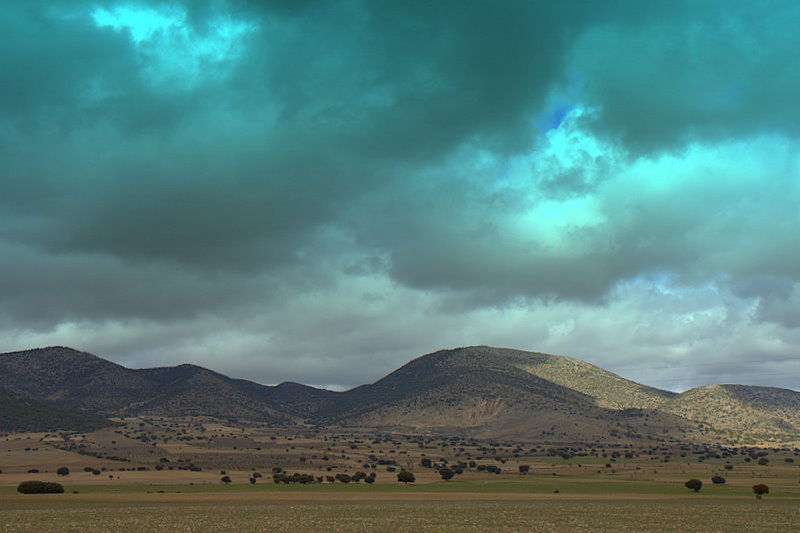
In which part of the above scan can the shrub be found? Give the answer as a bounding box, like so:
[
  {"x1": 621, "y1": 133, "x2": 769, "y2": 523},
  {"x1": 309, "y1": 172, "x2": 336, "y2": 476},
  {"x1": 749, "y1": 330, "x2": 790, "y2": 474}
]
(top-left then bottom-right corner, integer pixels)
[
  {"x1": 753, "y1": 484, "x2": 769, "y2": 499},
  {"x1": 18, "y1": 481, "x2": 64, "y2": 494},
  {"x1": 685, "y1": 479, "x2": 703, "y2": 492},
  {"x1": 397, "y1": 471, "x2": 415, "y2": 484}
]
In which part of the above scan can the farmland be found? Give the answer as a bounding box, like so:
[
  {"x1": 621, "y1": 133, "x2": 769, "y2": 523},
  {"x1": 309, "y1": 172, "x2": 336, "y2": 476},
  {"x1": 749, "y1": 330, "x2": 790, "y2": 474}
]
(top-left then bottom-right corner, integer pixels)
[
  {"x1": 1, "y1": 417, "x2": 799, "y2": 531},
  {"x1": 1, "y1": 490, "x2": 798, "y2": 532}
]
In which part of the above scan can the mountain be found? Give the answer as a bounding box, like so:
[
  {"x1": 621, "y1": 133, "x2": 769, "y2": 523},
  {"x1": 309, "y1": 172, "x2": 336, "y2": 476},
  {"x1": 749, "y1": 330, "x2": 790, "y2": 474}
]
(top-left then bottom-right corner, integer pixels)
[
  {"x1": 663, "y1": 384, "x2": 800, "y2": 441},
  {"x1": 2, "y1": 345, "x2": 799, "y2": 444},
  {"x1": 0, "y1": 347, "x2": 290, "y2": 423},
  {"x1": 0, "y1": 386, "x2": 112, "y2": 432},
  {"x1": 315, "y1": 346, "x2": 686, "y2": 441}
]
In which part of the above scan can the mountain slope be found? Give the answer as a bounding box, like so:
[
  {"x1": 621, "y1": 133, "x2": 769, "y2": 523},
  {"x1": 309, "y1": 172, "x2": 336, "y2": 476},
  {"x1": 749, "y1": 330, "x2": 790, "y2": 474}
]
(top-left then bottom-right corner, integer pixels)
[
  {"x1": 317, "y1": 346, "x2": 683, "y2": 441},
  {"x1": 2, "y1": 345, "x2": 798, "y2": 444},
  {"x1": 0, "y1": 386, "x2": 112, "y2": 432},
  {"x1": 663, "y1": 384, "x2": 800, "y2": 440},
  {"x1": 0, "y1": 347, "x2": 293, "y2": 423}
]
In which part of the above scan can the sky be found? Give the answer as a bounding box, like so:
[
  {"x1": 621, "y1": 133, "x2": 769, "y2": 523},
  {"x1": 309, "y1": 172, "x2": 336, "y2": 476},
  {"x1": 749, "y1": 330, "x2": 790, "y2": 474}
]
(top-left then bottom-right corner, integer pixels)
[{"x1": 2, "y1": 0, "x2": 800, "y2": 392}]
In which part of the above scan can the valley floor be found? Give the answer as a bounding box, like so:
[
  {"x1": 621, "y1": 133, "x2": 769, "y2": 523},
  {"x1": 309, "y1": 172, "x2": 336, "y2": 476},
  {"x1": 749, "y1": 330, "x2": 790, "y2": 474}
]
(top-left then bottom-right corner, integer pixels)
[{"x1": 1, "y1": 489, "x2": 798, "y2": 532}]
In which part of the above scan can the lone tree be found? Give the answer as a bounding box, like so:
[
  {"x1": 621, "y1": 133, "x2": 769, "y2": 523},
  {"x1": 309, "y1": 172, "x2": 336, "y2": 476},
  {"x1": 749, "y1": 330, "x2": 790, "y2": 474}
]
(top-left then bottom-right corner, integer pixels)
[
  {"x1": 753, "y1": 484, "x2": 769, "y2": 499},
  {"x1": 220, "y1": 475, "x2": 232, "y2": 484},
  {"x1": 439, "y1": 467, "x2": 454, "y2": 481},
  {"x1": 685, "y1": 479, "x2": 703, "y2": 492},
  {"x1": 518, "y1": 465, "x2": 530, "y2": 474},
  {"x1": 397, "y1": 471, "x2": 415, "y2": 484}
]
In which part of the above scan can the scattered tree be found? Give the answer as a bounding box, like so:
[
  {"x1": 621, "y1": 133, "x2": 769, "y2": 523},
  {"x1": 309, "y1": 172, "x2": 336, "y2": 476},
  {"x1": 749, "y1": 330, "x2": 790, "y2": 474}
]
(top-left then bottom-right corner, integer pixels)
[
  {"x1": 685, "y1": 479, "x2": 703, "y2": 492},
  {"x1": 753, "y1": 484, "x2": 769, "y2": 499},
  {"x1": 439, "y1": 467, "x2": 455, "y2": 481},
  {"x1": 397, "y1": 470, "x2": 415, "y2": 484}
]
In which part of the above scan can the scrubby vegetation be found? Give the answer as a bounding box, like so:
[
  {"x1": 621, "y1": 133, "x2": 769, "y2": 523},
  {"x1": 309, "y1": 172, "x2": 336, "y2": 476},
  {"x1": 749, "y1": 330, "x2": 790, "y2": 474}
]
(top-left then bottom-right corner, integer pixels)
[{"x1": 17, "y1": 481, "x2": 64, "y2": 494}]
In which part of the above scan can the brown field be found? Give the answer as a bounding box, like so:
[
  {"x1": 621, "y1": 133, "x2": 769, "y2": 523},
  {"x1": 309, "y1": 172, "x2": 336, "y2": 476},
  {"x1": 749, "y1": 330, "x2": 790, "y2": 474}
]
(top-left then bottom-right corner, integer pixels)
[
  {"x1": 2, "y1": 418, "x2": 799, "y2": 531},
  {"x1": 1, "y1": 491, "x2": 798, "y2": 532}
]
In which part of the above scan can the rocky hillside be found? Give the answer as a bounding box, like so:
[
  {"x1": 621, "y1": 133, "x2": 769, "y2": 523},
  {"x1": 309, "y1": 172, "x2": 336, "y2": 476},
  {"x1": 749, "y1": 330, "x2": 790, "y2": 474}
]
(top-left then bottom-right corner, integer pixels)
[
  {"x1": 0, "y1": 386, "x2": 112, "y2": 432},
  {"x1": 664, "y1": 384, "x2": 800, "y2": 442},
  {"x1": 317, "y1": 347, "x2": 686, "y2": 442},
  {"x1": 0, "y1": 347, "x2": 290, "y2": 423},
  {"x1": 2, "y1": 345, "x2": 798, "y2": 444}
]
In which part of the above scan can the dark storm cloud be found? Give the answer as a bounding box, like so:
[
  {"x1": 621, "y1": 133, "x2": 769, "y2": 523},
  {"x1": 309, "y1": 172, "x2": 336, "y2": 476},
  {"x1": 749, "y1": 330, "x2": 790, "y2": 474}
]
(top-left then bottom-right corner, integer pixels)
[
  {"x1": 569, "y1": 0, "x2": 800, "y2": 152},
  {"x1": 2, "y1": 0, "x2": 799, "y2": 388}
]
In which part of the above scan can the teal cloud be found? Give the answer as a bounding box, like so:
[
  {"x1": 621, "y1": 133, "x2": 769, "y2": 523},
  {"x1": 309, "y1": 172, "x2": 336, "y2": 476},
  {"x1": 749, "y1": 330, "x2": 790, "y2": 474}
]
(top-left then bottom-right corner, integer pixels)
[{"x1": 1, "y1": 0, "x2": 799, "y2": 388}]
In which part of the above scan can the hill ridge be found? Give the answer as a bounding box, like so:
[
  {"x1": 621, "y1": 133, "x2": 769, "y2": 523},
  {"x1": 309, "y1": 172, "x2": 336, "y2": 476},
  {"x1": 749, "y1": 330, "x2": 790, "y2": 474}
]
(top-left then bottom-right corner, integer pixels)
[{"x1": 1, "y1": 345, "x2": 798, "y2": 444}]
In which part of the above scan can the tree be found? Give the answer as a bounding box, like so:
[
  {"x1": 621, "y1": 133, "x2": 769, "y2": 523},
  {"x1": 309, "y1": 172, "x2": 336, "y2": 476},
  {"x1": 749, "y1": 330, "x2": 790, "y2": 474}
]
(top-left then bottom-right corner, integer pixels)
[
  {"x1": 439, "y1": 467, "x2": 455, "y2": 481},
  {"x1": 420, "y1": 457, "x2": 432, "y2": 468},
  {"x1": 685, "y1": 479, "x2": 703, "y2": 492},
  {"x1": 397, "y1": 471, "x2": 415, "y2": 484},
  {"x1": 753, "y1": 484, "x2": 769, "y2": 499},
  {"x1": 56, "y1": 467, "x2": 70, "y2": 476},
  {"x1": 220, "y1": 475, "x2": 232, "y2": 484},
  {"x1": 518, "y1": 465, "x2": 530, "y2": 474},
  {"x1": 711, "y1": 476, "x2": 726, "y2": 484}
]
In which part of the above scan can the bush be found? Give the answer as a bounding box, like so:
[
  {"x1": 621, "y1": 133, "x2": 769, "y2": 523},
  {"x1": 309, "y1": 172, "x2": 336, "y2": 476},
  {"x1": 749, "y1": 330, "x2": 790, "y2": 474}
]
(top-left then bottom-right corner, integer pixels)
[
  {"x1": 18, "y1": 481, "x2": 64, "y2": 494},
  {"x1": 397, "y1": 471, "x2": 415, "y2": 484},
  {"x1": 753, "y1": 484, "x2": 769, "y2": 499},
  {"x1": 685, "y1": 479, "x2": 703, "y2": 492}
]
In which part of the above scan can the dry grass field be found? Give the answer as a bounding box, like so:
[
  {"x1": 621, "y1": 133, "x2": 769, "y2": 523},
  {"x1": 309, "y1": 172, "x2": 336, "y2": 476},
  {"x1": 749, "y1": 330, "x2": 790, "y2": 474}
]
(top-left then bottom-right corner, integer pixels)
[
  {"x1": 0, "y1": 491, "x2": 798, "y2": 532},
  {"x1": 2, "y1": 418, "x2": 799, "y2": 531}
]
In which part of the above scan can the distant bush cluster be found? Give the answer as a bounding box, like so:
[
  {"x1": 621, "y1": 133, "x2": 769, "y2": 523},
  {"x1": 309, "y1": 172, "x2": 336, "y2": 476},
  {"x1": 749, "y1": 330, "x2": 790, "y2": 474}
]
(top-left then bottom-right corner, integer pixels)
[{"x1": 17, "y1": 481, "x2": 64, "y2": 494}]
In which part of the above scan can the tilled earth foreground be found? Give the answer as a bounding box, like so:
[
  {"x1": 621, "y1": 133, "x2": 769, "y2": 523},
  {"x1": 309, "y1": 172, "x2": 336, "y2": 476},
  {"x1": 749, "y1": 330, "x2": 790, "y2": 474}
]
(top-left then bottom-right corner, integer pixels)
[{"x1": 1, "y1": 492, "x2": 798, "y2": 532}]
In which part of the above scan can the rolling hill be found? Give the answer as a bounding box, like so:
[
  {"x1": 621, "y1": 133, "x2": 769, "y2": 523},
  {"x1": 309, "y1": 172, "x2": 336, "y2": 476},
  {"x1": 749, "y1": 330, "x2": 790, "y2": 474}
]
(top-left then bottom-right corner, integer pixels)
[{"x1": 1, "y1": 345, "x2": 798, "y2": 444}]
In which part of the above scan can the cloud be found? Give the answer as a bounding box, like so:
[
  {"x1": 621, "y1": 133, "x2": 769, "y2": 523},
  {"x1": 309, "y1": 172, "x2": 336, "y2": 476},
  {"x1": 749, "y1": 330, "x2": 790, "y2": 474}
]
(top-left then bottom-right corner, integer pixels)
[{"x1": 1, "y1": 0, "x2": 799, "y2": 390}]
